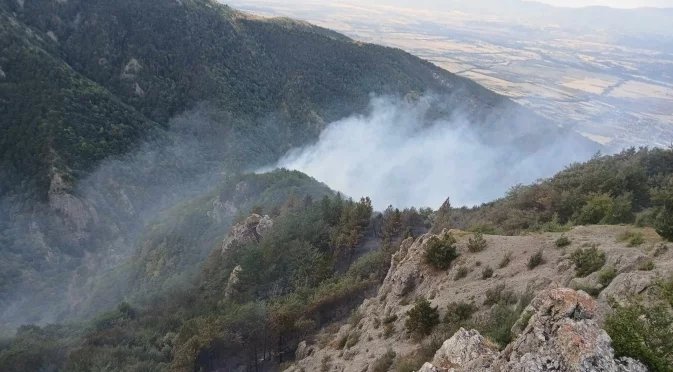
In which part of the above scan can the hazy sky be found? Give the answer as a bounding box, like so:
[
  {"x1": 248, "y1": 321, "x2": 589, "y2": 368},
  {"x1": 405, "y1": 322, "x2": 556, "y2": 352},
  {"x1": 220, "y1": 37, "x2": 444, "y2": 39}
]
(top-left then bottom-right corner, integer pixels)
[{"x1": 531, "y1": 0, "x2": 673, "y2": 7}]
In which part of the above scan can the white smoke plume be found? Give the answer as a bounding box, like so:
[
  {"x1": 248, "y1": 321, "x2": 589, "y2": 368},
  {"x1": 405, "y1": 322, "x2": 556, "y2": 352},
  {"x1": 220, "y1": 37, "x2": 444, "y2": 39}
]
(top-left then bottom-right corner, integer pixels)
[{"x1": 275, "y1": 96, "x2": 596, "y2": 210}]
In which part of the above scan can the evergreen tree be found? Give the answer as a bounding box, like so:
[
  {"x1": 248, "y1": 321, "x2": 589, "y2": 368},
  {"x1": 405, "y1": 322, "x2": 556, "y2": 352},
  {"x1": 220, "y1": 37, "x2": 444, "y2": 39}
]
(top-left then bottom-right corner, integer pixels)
[
  {"x1": 656, "y1": 189, "x2": 673, "y2": 241},
  {"x1": 406, "y1": 298, "x2": 439, "y2": 336},
  {"x1": 431, "y1": 197, "x2": 452, "y2": 234}
]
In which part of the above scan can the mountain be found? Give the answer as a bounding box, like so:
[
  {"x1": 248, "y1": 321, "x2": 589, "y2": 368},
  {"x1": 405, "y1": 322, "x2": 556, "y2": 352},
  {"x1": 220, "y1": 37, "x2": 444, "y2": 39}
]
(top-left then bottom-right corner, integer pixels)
[
  {"x1": 1, "y1": 147, "x2": 672, "y2": 372},
  {"x1": 0, "y1": 0, "x2": 598, "y2": 327}
]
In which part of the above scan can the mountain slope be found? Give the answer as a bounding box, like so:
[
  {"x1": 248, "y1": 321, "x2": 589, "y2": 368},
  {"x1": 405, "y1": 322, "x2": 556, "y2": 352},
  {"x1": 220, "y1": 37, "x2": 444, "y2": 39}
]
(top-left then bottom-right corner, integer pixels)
[
  {"x1": 0, "y1": 0, "x2": 598, "y2": 329},
  {"x1": 1, "y1": 0, "x2": 587, "y2": 197}
]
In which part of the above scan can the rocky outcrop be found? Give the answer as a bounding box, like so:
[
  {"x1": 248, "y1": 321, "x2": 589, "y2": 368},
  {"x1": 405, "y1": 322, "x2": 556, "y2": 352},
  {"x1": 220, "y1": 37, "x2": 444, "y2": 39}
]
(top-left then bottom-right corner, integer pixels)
[
  {"x1": 431, "y1": 328, "x2": 498, "y2": 370},
  {"x1": 599, "y1": 271, "x2": 655, "y2": 307},
  {"x1": 221, "y1": 214, "x2": 273, "y2": 255},
  {"x1": 422, "y1": 288, "x2": 648, "y2": 372},
  {"x1": 224, "y1": 265, "x2": 243, "y2": 300},
  {"x1": 284, "y1": 226, "x2": 667, "y2": 372}
]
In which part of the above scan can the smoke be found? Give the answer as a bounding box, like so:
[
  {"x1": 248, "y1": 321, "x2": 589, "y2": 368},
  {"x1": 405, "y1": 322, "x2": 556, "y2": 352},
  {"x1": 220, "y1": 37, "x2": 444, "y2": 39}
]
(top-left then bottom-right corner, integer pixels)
[{"x1": 275, "y1": 96, "x2": 597, "y2": 210}]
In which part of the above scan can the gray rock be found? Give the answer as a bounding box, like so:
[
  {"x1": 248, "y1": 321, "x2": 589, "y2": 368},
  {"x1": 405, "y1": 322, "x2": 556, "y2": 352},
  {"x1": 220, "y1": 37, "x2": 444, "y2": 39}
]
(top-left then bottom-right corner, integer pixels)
[
  {"x1": 224, "y1": 265, "x2": 242, "y2": 299},
  {"x1": 221, "y1": 214, "x2": 273, "y2": 255},
  {"x1": 599, "y1": 271, "x2": 655, "y2": 306},
  {"x1": 421, "y1": 288, "x2": 649, "y2": 372},
  {"x1": 431, "y1": 328, "x2": 497, "y2": 369},
  {"x1": 295, "y1": 340, "x2": 314, "y2": 361}
]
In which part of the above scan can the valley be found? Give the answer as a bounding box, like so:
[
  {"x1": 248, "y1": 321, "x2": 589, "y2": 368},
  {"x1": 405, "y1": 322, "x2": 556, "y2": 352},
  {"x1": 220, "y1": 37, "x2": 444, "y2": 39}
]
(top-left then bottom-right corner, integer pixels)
[{"x1": 228, "y1": 0, "x2": 673, "y2": 149}]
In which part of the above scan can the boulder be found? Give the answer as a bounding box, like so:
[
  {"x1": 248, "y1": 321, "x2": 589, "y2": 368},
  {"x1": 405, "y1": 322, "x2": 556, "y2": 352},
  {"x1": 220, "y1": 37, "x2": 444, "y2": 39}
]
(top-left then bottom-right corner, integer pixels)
[{"x1": 599, "y1": 271, "x2": 655, "y2": 307}]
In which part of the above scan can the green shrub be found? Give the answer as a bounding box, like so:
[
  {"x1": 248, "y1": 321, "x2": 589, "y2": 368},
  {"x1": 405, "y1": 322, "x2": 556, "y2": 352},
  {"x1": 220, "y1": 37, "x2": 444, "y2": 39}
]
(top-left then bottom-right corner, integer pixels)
[
  {"x1": 538, "y1": 214, "x2": 572, "y2": 232},
  {"x1": 575, "y1": 193, "x2": 633, "y2": 225},
  {"x1": 484, "y1": 284, "x2": 517, "y2": 306},
  {"x1": 482, "y1": 266, "x2": 494, "y2": 280},
  {"x1": 638, "y1": 259, "x2": 655, "y2": 271},
  {"x1": 405, "y1": 298, "x2": 440, "y2": 337},
  {"x1": 555, "y1": 234, "x2": 571, "y2": 248},
  {"x1": 424, "y1": 235, "x2": 459, "y2": 270},
  {"x1": 606, "y1": 301, "x2": 673, "y2": 372},
  {"x1": 597, "y1": 267, "x2": 617, "y2": 287},
  {"x1": 453, "y1": 266, "x2": 469, "y2": 281},
  {"x1": 655, "y1": 192, "x2": 673, "y2": 242},
  {"x1": 383, "y1": 323, "x2": 395, "y2": 339},
  {"x1": 444, "y1": 302, "x2": 478, "y2": 324},
  {"x1": 468, "y1": 232, "x2": 487, "y2": 253},
  {"x1": 498, "y1": 252, "x2": 512, "y2": 268},
  {"x1": 635, "y1": 209, "x2": 657, "y2": 228},
  {"x1": 617, "y1": 231, "x2": 645, "y2": 247},
  {"x1": 371, "y1": 349, "x2": 396, "y2": 372},
  {"x1": 569, "y1": 246, "x2": 606, "y2": 277},
  {"x1": 383, "y1": 314, "x2": 398, "y2": 325},
  {"x1": 468, "y1": 223, "x2": 504, "y2": 236},
  {"x1": 527, "y1": 250, "x2": 546, "y2": 270}
]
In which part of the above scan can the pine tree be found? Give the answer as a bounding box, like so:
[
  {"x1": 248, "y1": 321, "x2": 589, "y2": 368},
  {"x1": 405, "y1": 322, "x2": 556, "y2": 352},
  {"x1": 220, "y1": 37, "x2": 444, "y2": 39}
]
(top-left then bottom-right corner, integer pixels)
[
  {"x1": 431, "y1": 197, "x2": 452, "y2": 234},
  {"x1": 406, "y1": 298, "x2": 439, "y2": 336},
  {"x1": 656, "y1": 191, "x2": 673, "y2": 241}
]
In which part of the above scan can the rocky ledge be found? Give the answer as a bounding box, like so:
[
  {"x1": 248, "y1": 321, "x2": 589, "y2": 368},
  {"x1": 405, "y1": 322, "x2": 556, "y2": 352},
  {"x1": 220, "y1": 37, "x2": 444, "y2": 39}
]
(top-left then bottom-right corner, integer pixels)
[{"x1": 420, "y1": 288, "x2": 647, "y2": 372}]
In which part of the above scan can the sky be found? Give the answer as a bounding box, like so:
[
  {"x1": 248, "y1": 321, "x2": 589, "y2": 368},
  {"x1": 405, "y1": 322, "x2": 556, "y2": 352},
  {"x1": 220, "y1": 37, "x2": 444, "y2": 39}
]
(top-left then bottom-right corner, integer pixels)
[{"x1": 531, "y1": 0, "x2": 673, "y2": 7}]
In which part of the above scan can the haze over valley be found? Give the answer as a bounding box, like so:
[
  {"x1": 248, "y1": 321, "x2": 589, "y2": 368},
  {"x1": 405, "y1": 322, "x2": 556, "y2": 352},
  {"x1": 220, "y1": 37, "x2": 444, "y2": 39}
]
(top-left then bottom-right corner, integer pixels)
[{"x1": 229, "y1": 0, "x2": 673, "y2": 149}]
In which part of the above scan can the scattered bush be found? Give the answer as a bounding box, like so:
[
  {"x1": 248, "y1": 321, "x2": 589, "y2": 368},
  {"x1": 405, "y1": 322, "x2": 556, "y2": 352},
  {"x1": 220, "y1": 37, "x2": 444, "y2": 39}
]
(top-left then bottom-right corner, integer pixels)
[
  {"x1": 498, "y1": 252, "x2": 512, "y2": 268},
  {"x1": 555, "y1": 234, "x2": 571, "y2": 248},
  {"x1": 371, "y1": 349, "x2": 396, "y2": 372},
  {"x1": 653, "y1": 244, "x2": 669, "y2": 257},
  {"x1": 475, "y1": 261, "x2": 482, "y2": 267},
  {"x1": 444, "y1": 302, "x2": 478, "y2": 324},
  {"x1": 484, "y1": 284, "x2": 518, "y2": 306},
  {"x1": 575, "y1": 193, "x2": 633, "y2": 225},
  {"x1": 478, "y1": 286, "x2": 534, "y2": 348},
  {"x1": 655, "y1": 192, "x2": 673, "y2": 242},
  {"x1": 638, "y1": 259, "x2": 655, "y2": 271},
  {"x1": 527, "y1": 250, "x2": 546, "y2": 270},
  {"x1": 383, "y1": 323, "x2": 395, "y2": 339},
  {"x1": 606, "y1": 301, "x2": 673, "y2": 372},
  {"x1": 569, "y1": 246, "x2": 605, "y2": 277},
  {"x1": 537, "y1": 214, "x2": 572, "y2": 232},
  {"x1": 405, "y1": 298, "x2": 440, "y2": 337},
  {"x1": 453, "y1": 266, "x2": 469, "y2": 281},
  {"x1": 597, "y1": 267, "x2": 617, "y2": 287},
  {"x1": 383, "y1": 314, "x2": 398, "y2": 325},
  {"x1": 468, "y1": 232, "x2": 488, "y2": 253},
  {"x1": 482, "y1": 266, "x2": 494, "y2": 280},
  {"x1": 424, "y1": 235, "x2": 459, "y2": 270},
  {"x1": 635, "y1": 209, "x2": 657, "y2": 228},
  {"x1": 617, "y1": 231, "x2": 645, "y2": 247},
  {"x1": 468, "y1": 223, "x2": 504, "y2": 236}
]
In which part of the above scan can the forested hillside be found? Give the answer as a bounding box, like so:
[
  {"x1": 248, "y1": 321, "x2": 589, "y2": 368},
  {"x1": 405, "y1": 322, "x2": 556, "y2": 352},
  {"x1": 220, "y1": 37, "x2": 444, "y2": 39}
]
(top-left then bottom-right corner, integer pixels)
[
  {"x1": 1, "y1": 147, "x2": 672, "y2": 372},
  {"x1": 452, "y1": 147, "x2": 673, "y2": 237},
  {"x1": 0, "y1": 0, "x2": 596, "y2": 326}
]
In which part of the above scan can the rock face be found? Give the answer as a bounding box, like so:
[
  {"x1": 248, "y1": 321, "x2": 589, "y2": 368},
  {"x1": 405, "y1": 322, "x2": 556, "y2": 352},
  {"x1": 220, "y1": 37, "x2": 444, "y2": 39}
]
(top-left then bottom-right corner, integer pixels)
[
  {"x1": 422, "y1": 288, "x2": 648, "y2": 372},
  {"x1": 284, "y1": 226, "x2": 668, "y2": 372},
  {"x1": 221, "y1": 214, "x2": 273, "y2": 255}
]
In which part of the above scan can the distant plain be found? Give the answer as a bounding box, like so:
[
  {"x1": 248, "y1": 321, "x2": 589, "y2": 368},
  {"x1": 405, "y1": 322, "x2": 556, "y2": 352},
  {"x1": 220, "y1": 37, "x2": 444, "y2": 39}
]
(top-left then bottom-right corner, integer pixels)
[{"x1": 229, "y1": 0, "x2": 673, "y2": 149}]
